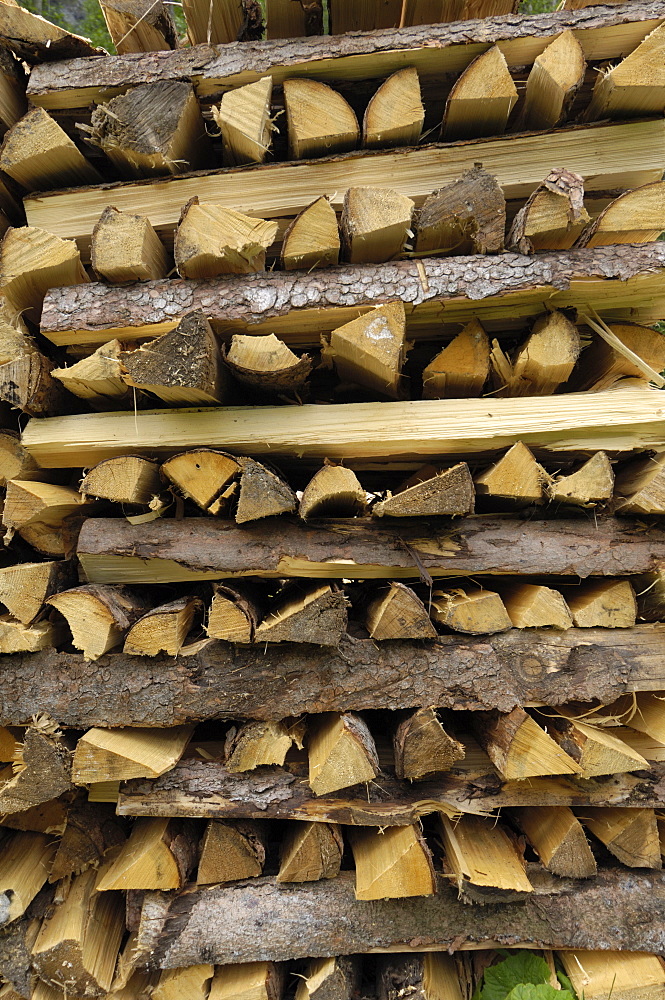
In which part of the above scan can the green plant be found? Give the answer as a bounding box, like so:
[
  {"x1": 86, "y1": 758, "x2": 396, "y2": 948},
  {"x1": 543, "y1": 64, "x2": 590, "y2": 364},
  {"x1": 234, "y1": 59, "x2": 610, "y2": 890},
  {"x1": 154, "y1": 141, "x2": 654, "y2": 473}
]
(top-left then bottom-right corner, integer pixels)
[
  {"x1": 519, "y1": 0, "x2": 559, "y2": 12},
  {"x1": 473, "y1": 952, "x2": 577, "y2": 1000},
  {"x1": 19, "y1": 0, "x2": 114, "y2": 49}
]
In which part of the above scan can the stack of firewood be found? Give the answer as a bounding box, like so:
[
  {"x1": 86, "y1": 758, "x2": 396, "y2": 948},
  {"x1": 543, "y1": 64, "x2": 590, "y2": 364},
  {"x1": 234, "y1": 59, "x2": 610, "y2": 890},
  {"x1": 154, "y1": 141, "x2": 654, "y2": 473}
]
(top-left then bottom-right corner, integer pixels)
[{"x1": 0, "y1": 0, "x2": 664, "y2": 996}]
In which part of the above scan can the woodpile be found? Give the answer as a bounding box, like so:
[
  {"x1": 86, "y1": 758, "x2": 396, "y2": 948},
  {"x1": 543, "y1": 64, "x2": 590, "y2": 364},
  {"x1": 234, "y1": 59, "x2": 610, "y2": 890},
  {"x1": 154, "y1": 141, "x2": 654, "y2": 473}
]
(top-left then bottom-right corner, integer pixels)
[{"x1": 1, "y1": 1, "x2": 665, "y2": 996}]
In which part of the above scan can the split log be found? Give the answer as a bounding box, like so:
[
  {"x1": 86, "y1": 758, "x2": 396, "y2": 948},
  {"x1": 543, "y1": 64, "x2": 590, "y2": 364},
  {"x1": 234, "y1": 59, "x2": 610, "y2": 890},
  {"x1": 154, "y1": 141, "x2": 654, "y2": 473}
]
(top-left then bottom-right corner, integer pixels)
[
  {"x1": 578, "y1": 807, "x2": 662, "y2": 868},
  {"x1": 296, "y1": 956, "x2": 359, "y2": 1000},
  {"x1": 349, "y1": 824, "x2": 436, "y2": 900},
  {"x1": 47, "y1": 585, "x2": 149, "y2": 660},
  {"x1": 414, "y1": 168, "x2": 505, "y2": 256},
  {"x1": 281, "y1": 196, "x2": 340, "y2": 271},
  {"x1": 197, "y1": 819, "x2": 265, "y2": 885},
  {"x1": 0, "y1": 318, "x2": 35, "y2": 365},
  {"x1": 80, "y1": 456, "x2": 161, "y2": 505},
  {"x1": 96, "y1": 817, "x2": 196, "y2": 890},
  {"x1": 490, "y1": 310, "x2": 581, "y2": 397},
  {"x1": 573, "y1": 321, "x2": 665, "y2": 393},
  {"x1": 308, "y1": 712, "x2": 379, "y2": 795},
  {"x1": 615, "y1": 452, "x2": 665, "y2": 515},
  {"x1": 565, "y1": 579, "x2": 637, "y2": 628},
  {"x1": 403, "y1": 0, "x2": 517, "y2": 20},
  {"x1": 209, "y1": 962, "x2": 283, "y2": 1000},
  {"x1": 440, "y1": 813, "x2": 532, "y2": 899},
  {"x1": 0, "y1": 225, "x2": 88, "y2": 323},
  {"x1": 577, "y1": 181, "x2": 665, "y2": 248},
  {"x1": 161, "y1": 448, "x2": 240, "y2": 511},
  {"x1": 123, "y1": 596, "x2": 201, "y2": 656},
  {"x1": 72, "y1": 725, "x2": 193, "y2": 783},
  {"x1": 0, "y1": 107, "x2": 100, "y2": 191},
  {"x1": 376, "y1": 955, "x2": 464, "y2": 1000},
  {"x1": 472, "y1": 707, "x2": 583, "y2": 780},
  {"x1": 175, "y1": 198, "x2": 278, "y2": 278},
  {"x1": 474, "y1": 442, "x2": 549, "y2": 508},
  {"x1": 521, "y1": 29, "x2": 585, "y2": 130},
  {"x1": 224, "y1": 334, "x2": 312, "y2": 395},
  {"x1": 86, "y1": 82, "x2": 211, "y2": 179},
  {"x1": 507, "y1": 168, "x2": 589, "y2": 253},
  {"x1": 277, "y1": 821, "x2": 343, "y2": 883},
  {"x1": 328, "y1": 0, "x2": 401, "y2": 32},
  {"x1": 559, "y1": 950, "x2": 665, "y2": 999},
  {"x1": 207, "y1": 582, "x2": 263, "y2": 643},
  {"x1": 0, "y1": 47, "x2": 25, "y2": 137},
  {"x1": 266, "y1": 0, "x2": 321, "y2": 39},
  {"x1": 341, "y1": 187, "x2": 414, "y2": 265},
  {"x1": 0, "y1": 1, "x2": 102, "y2": 61},
  {"x1": 373, "y1": 463, "x2": 474, "y2": 518},
  {"x1": 547, "y1": 452, "x2": 614, "y2": 507},
  {"x1": 0, "y1": 616, "x2": 65, "y2": 653},
  {"x1": 546, "y1": 717, "x2": 648, "y2": 777},
  {"x1": 212, "y1": 76, "x2": 273, "y2": 166},
  {"x1": 255, "y1": 583, "x2": 348, "y2": 646},
  {"x1": 0, "y1": 431, "x2": 43, "y2": 487},
  {"x1": 51, "y1": 340, "x2": 133, "y2": 410},
  {"x1": 511, "y1": 806, "x2": 597, "y2": 879},
  {"x1": 152, "y1": 966, "x2": 213, "y2": 1000},
  {"x1": 324, "y1": 301, "x2": 406, "y2": 398},
  {"x1": 495, "y1": 582, "x2": 572, "y2": 630},
  {"x1": 0, "y1": 831, "x2": 56, "y2": 923},
  {"x1": 49, "y1": 799, "x2": 126, "y2": 882},
  {"x1": 74, "y1": 515, "x2": 665, "y2": 584},
  {"x1": 393, "y1": 707, "x2": 464, "y2": 780},
  {"x1": 0, "y1": 352, "x2": 73, "y2": 418},
  {"x1": 299, "y1": 465, "x2": 366, "y2": 519},
  {"x1": 0, "y1": 726, "x2": 73, "y2": 817},
  {"x1": 225, "y1": 720, "x2": 295, "y2": 772},
  {"x1": 585, "y1": 21, "x2": 665, "y2": 121},
  {"x1": 120, "y1": 312, "x2": 227, "y2": 406},
  {"x1": 442, "y1": 46, "x2": 518, "y2": 141},
  {"x1": 603, "y1": 693, "x2": 665, "y2": 744},
  {"x1": 236, "y1": 458, "x2": 297, "y2": 523},
  {"x1": 182, "y1": 0, "x2": 261, "y2": 45},
  {"x1": 283, "y1": 79, "x2": 358, "y2": 159},
  {"x1": 0, "y1": 560, "x2": 74, "y2": 627},
  {"x1": 364, "y1": 582, "x2": 438, "y2": 641},
  {"x1": 421, "y1": 321, "x2": 490, "y2": 398},
  {"x1": 91, "y1": 206, "x2": 169, "y2": 283},
  {"x1": 363, "y1": 67, "x2": 424, "y2": 149},
  {"x1": 635, "y1": 570, "x2": 665, "y2": 623},
  {"x1": 99, "y1": 0, "x2": 178, "y2": 54},
  {"x1": 431, "y1": 586, "x2": 512, "y2": 635},
  {"x1": 3, "y1": 480, "x2": 91, "y2": 556}
]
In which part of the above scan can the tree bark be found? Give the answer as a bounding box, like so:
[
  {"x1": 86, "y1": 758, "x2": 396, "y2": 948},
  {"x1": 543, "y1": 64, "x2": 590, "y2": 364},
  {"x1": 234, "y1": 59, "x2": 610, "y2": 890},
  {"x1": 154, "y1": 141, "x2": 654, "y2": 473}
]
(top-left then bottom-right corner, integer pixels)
[
  {"x1": 0, "y1": 626, "x2": 663, "y2": 728},
  {"x1": 40, "y1": 243, "x2": 665, "y2": 348},
  {"x1": 134, "y1": 869, "x2": 665, "y2": 968}
]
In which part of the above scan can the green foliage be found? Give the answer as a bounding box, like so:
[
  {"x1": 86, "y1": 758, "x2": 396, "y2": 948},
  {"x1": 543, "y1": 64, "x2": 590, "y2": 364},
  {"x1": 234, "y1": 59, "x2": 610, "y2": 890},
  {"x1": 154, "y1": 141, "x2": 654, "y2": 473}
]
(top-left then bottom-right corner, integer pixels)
[
  {"x1": 473, "y1": 953, "x2": 578, "y2": 1000},
  {"x1": 519, "y1": 0, "x2": 559, "y2": 12},
  {"x1": 507, "y1": 987, "x2": 574, "y2": 1000},
  {"x1": 19, "y1": 0, "x2": 114, "y2": 50}
]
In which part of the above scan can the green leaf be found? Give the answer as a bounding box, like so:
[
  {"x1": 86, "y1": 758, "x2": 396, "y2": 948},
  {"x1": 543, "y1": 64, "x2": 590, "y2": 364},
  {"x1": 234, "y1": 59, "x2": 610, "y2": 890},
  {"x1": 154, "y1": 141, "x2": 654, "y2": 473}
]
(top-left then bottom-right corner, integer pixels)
[
  {"x1": 506, "y1": 986, "x2": 574, "y2": 1000},
  {"x1": 557, "y1": 971, "x2": 577, "y2": 996},
  {"x1": 480, "y1": 954, "x2": 552, "y2": 1000}
]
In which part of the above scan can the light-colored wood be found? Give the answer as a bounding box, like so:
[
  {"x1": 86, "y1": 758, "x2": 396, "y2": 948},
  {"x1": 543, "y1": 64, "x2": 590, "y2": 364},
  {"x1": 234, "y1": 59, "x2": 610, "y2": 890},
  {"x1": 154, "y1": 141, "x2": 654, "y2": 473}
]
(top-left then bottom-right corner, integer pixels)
[
  {"x1": 607, "y1": 693, "x2": 665, "y2": 745},
  {"x1": 416, "y1": 167, "x2": 506, "y2": 258},
  {"x1": 224, "y1": 333, "x2": 312, "y2": 395},
  {"x1": 152, "y1": 965, "x2": 214, "y2": 1000},
  {"x1": 507, "y1": 167, "x2": 590, "y2": 253},
  {"x1": 51, "y1": 340, "x2": 132, "y2": 409},
  {"x1": 559, "y1": 951, "x2": 665, "y2": 1000},
  {"x1": 440, "y1": 813, "x2": 532, "y2": 895},
  {"x1": 281, "y1": 196, "x2": 340, "y2": 271},
  {"x1": 325, "y1": 300, "x2": 406, "y2": 398},
  {"x1": 443, "y1": 45, "x2": 518, "y2": 141},
  {"x1": 0, "y1": 351, "x2": 71, "y2": 420},
  {"x1": 0, "y1": 830, "x2": 56, "y2": 921},
  {"x1": 350, "y1": 823, "x2": 436, "y2": 900},
  {"x1": 547, "y1": 452, "x2": 614, "y2": 507},
  {"x1": 365, "y1": 582, "x2": 438, "y2": 641},
  {"x1": 283, "y1": 78, "x2": 359, "y2": 159},
  {"x1": 491, "y1": 311, "x2": 581, "y2": 397},
  {"x1": 99, "y1": 0, "x2": 177, "y2": 54},
  {"x1": 96, "y1": 817, "x2": 194, "y2": 890},
  {"x1": 225, "y1": 720, "x2": 295, "y2": 772},
  {"x1": 86, "y1": 81, "x2": 211, "y2": 179},
  {"x1": 0, "y1": 48, "x2": 25, "y2": 135},
  {"x1": 422, "y1": 320, "x2": 490, "y2": 398},
  {"x1": 513, "y1": 806, "x2": 597, "y2": 879},
  {"x1": 0, "y1": 429, "x2": 43, "y2": 487},
  {"x1": 575, "y1": 322, "x2": 665, "y2": 394},
  {"x1": 81, "y1": 456, "x2": 161, "y2": 505},
  {"x1": 497, "y1": 582, "x2": 573, "y2": 630},
  {"x1": 0, "y1": 614, "x2": 65, "y2": 653},
  {"x1": 236, "y1": 457, "x2": 297, "y2": 523},
  {"x1": 565, "y1": 579, "x2": 637, "y2": 628},
  {"x1": 394, "y1": 706, "x2": 464, "y2": 780},
  {"x1": 402, "y1": 0, "x2": 516, "y2": 22},
  {"x1": 474, "y1": 441, "x2": 549, "y2": 507},
  {"x1": 0, "y1": 106, "x2": 100, "y2": 191},
  {"x1": 123, "y1": 596, "x2": 200, "y2": 656},
  {"x1": 614, "y1": 726, "x2": 665, "y2": 763},
  {"x1": 47, "y1": 584, "x2": 148, "y2": 660},
  {"x1": 207, "y1": 583, "x2": 263, "y2": 643},
  {"x1": 547, "y1": 717, "x2": 649, "y2": 777},
  {"x1": 377, "y1": 954, "x2": 465, "y2": 1000},
  {"x1": 277, "y1": 821, "x2": 343, "y2": 883},
  {"x1": 0, "y1": 317, "x2": 35, "y2": 365},
  {"x1": 363, "y1": 67, "x2": 424, "y2": 149},
  {"x1": 181, "y1": 0, "x2": 247, "y2": 44},
  {"x1": 265, "y1": 0, "x2": 307, "y2": 40},
  {"x1": 0, "y1": 559, "x2": 73, "y2": 625},
  {"x1": 255, "y1": 583, "x2": 347, "y2": 645},
  {"x1": 0, "y1": 225, "x2": 88, "y2": 323},
  {"x1": 308, "y1": 712, "x2": 379, "y2": 796},
  {"x1": 91, "y1": 206, "x2": 169, "y2": 283},
  {"x1": 431, "y1": 586, "x2": 512, "y2": 635},
  {"x1": 473, "y1": 707, "x2": 583, "y2": 780},
  {"x1": 212, "y1": 76, "x2": 273, "y2": 166},
  {"x1": 3, "y1": 480, "x2": 90, "y2": 556},
  {"x1": 0, "y1": 0, "x2": 101, "y2": 62},
  {"x1": 72, "y1": 725, "x2": 193, "y2": 783},
  {"x1": 197, "y1": 819, "x2": 265, "y2": 885},
  {"x1": 329, "y1": 0, "x2": 401, "y2": 32},
  {"x1": 175, "y1": 198, "x2": 278, "y2": 279},
  {"x1": 295, "y1": 956, "x2": 359, "y2": 1000},
  {"x1": 578, "y1": 181, "x2": 665, "y2": 248},
  {"x1": 521, "y1": 29, "x2": 585, "y2": 130},
  {"x1": 615, "y1": 452, "x2": 665, "y2": 515},
  {"x1": 161, "y1": 449, "x2": 240, "y2": 510},
  {"x1": 578, "y1": 807, "x2": 662, "y2": 868},
  {"x1": 373, "y1": 462, "x2": 475, "y2": 517},
  {"x1": 341, "y1": 187, "x2": 414, "y2": 265},
  {"x1": 209, "y1": 962, "x2": 283, "y2": 1000},
  {"x1": 300, "y1": 465, "x2": 366, "y2": 519},
  {"x1": 585, "y1": 21, "x2": 665, "y2": 121}
]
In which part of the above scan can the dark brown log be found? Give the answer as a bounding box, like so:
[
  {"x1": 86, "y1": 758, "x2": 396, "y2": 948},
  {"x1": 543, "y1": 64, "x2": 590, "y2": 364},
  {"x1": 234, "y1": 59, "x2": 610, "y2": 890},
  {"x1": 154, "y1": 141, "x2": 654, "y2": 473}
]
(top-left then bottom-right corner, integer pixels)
[
  {"x1": 0, "y1": 727, "x2": 73, "y2": 815},
  {"x1": 134, "y1": 868, "x2": 665, "y2": 967},
  {"x1": 49, "y1": 800, "x2": 126, "y2": 882},
  {"x1": 76, "y1": 516, "x2": 665, "y2": 584},
  {"x1": 0, "y1": 884, "x2": 54, "y2": 996},
  {"x1": 1, "y1": 626, "x2": 663, "y2": 728},
  {"x1": 414, "y1": 166, "x2": 505, "y2": 255},
  {"x1": 40, "y1": 244, "x2": 665, "y2": 350}
]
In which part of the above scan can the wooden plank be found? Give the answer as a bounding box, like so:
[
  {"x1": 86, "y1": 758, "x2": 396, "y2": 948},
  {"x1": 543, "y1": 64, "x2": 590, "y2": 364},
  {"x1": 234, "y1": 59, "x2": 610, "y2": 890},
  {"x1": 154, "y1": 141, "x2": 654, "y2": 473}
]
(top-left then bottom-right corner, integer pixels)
[
  {"x1": 0, "y1": 2, "x2": 103, "y2": 63},
  {"x1": 134, "y1": 869, "x2": 665, "y2": 967},
  {"x1": 26, "y1": 2, "x2": 665, "y2": 110},
  {"x1": 0, "y1": 627, "x2": 662, "y2": 728},
  {"x1": 39, "y1": 244, "x2": 665, "y2": 349},
  {"x1": 23, "y1": 120, "x2": 665, "y2": 246}
]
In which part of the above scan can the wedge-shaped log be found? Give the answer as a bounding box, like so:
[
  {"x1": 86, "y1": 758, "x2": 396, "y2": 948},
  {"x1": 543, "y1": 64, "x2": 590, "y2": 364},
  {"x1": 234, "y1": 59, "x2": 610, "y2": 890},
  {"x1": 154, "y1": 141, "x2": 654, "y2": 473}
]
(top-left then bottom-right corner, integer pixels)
[
  {"x1": 0, "y1": 831, "x2": 56, "y2": 924},
  {"x1": 299, "y1": 465, "x2": 366, "y2": 519},
  {"x1": 96, "y1": 817, "x2": 196, "y2": 890},
  {"x1": 325, "y1": 300, "x2": 406, "y2": 398},
  {"x1": 161, "y1": 448, "x2": 240, "y2": 511},
  {"x1": 547, "y1": 452, "x2": 614, "y2": 507},
  {"x1": 373, "y1": 463, "x2": 475, "y2": 517},
  {"x1": 283, "y1": 79, "x2": 358, "y2": 159},
  {"x1": 0, "y1": 430, "x2": 43, "y2": 487},
  {"x1": 0, "y1": 107, "x2": 100, "y2": 191},
  {"x1": 152, "y1": 966, "x2": 214, "y2": 1000},
  {"x1": 559, "y1": 950, "x2": 665, "y2": 1000},
  {"x1": 0, "y1": 226, "x2": 88, "y2": 323},
  {"x1": 440, "y1": 813, "x2": 532, "y2": 899},
  {"x1": 512, "y1": 806, "x2": 597, "y2": 879},
  {"x1": 72, "y1": 726, "x2": 193, "y2": 783},
  {"x1": 577, "y1": 182, "x2": 665, "y2": 248},
  {"x1": 0, "y1": 352, "x2": 71, "y2": 418},
  {"x1": 602, "y1": 693, "x2": 665, "y2": 744},
  {"x1": 635, "y1": 571, "x2": 665, "y2": 624},
  {"x1": 120, "y1": 312, "x2": 227, "y2": 406},
  {"x1": 51, "y1": 340, "x2": 132, "y2": 410},
  {"x1": 207, "y1": 582, "x2": 263, "y2": 643},
  {"x1": 565, "y1": 579, "x2": 637, "y2": 628},
  {"x1": 86, "y1": 81, "x2": 211, "y2": 179},
  {"x1": 415, "y1": 168, "x2": 505, "y2": 256},
  {"x1": 225, "y1": 720, "x2": 295, "y2": 772},
  {"x1": 496, "y1": 582, "x2": 573, "y2": 630},
  {"x1": 277, "y1": 821, "x2": 343, "y2": 883},
  {"x1": 578, "y1": 807, "x2": 662, "y2": 868},
  {"x1": 100, "y1": 0, "x2": 177, "y2": 53},
  {"x1": 547, "y1": 717, "x2": 648, "y2": 778},
  {"x1": 281, "y1": 196, "x2": 340, "y2": 271},
  {"x1": 48, "y1": 585, "x2": 148, "y2": 660},
  {"x1": 376, "y1": 955, "x2": 464, "y2": 1000},
  {"x1": 0, "y1": 559, "x2": 74, "y2": 625},
  {"x1": 363, "y1": 68, "x2": 424, "y2": 150},
  {"x1": 431, "y1": 586, "x2": 512, "y2": 635},
  {"x1": 3, "y1": 480, "x2": 91, "y2": 556},
  {"x1": 394, "y1": 707, "x2": 464, "y2": 780},
  {"x1": 197, "y1": 819, "x2": 265, "y2": 885},
  {"x1": 224, "y1": 334, "x2": 312, "y2": 395},
  {"x1": 308, "y1": 712, "x2": 379, "y2": 796},
  {"x1": 212, "y1": 77, "x2": 273, "y2": 166},
  {"x1": 296, "y1": 957, "x2": 359, "y2": 1000},
  {"x1": 585, "y1": 21, "x2": 665, "y2": 120},
  {"x1": 507, "y1": 168, "x2": 589, "y2": 253},
  {"x1": 80, "y1": 456, "x2": 161, "y2": 505},
  {"x1": 616, "y1": 452, "x2": 665, "y2": 515},
  {"x1": 491, "y1": 310, "x2": 580, "y2": 397},
  {"x1": 209, "y1": 962, "x2": 283, "y2": 1000},
  {"x1": 0, "y1": 726, "x2": 72, "y2": 816},
  {"x1": 421, "y1": 321, "x2": 490, "y2": 398},
  {"x1": 474, "y1": 442, "x2": 549, "y2": 508},
  {"x1": 443, "y1": 45, "x2": 518, "y2": 141},
  {"x1": 236, "y1": 458, "x2": 297, "y2": 524},
  {"x1": 181, "y1": 0, "x2": 251, "y2": 43},
  {"x1": 0, "y1": 616, "x2": 65, "y2": 653},
  {"x1": 364, "y1": 582, "x2": 437, "y2": 641},
  {"x1": 574, "y1": 321, "x2": 665, "y2": 393},
  {"x1": 175, "y1": 199, "x2": 278, "y2": 279},
  {"x1": 350, "y1": 824, "x2": 436, "y2": 900},
  {"x1": 91, "y1": 206, "x2": 169, "y2": 283},
  {"x1": 0, "y1": 47, "x2": 26, "y2": 137},
  {"x1": 472, "y1": 707, "x2": 583, "y2": 780},
  {"x1": 48, "y1": 799, "x2": 126, "y2": 883},
  {"x1": 255, "y1": 583, "x2": 348, "y2": 646},
  {"x1": 0, "y1": 0, "x2": 102, "y2": 60},
  {"x1": 521, "y1": 29, "x2": 585, "y2": 130},
  {"x1": 341, "y1": 187, "x2": 414, "y2": 265},
  {"x1": 123, "y1": 596, "x2": 200, "y2": 656},
  {"x1": 0, "y1": 319, "x2": 35, "y2": 366}
]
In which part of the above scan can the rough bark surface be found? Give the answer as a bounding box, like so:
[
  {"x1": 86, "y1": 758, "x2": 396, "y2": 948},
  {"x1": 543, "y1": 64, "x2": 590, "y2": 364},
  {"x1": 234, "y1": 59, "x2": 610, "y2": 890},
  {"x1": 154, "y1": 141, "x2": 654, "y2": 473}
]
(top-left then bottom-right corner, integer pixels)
[
  {"x1": 40, "y1": 244, "x2": 665, "y2": 341},
  {"x1": 135, "y1": 869, "x2": 665, "y2": 968},
  {"x1": 0, "y1": 626, "x2": 662, "y2": 727}
]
